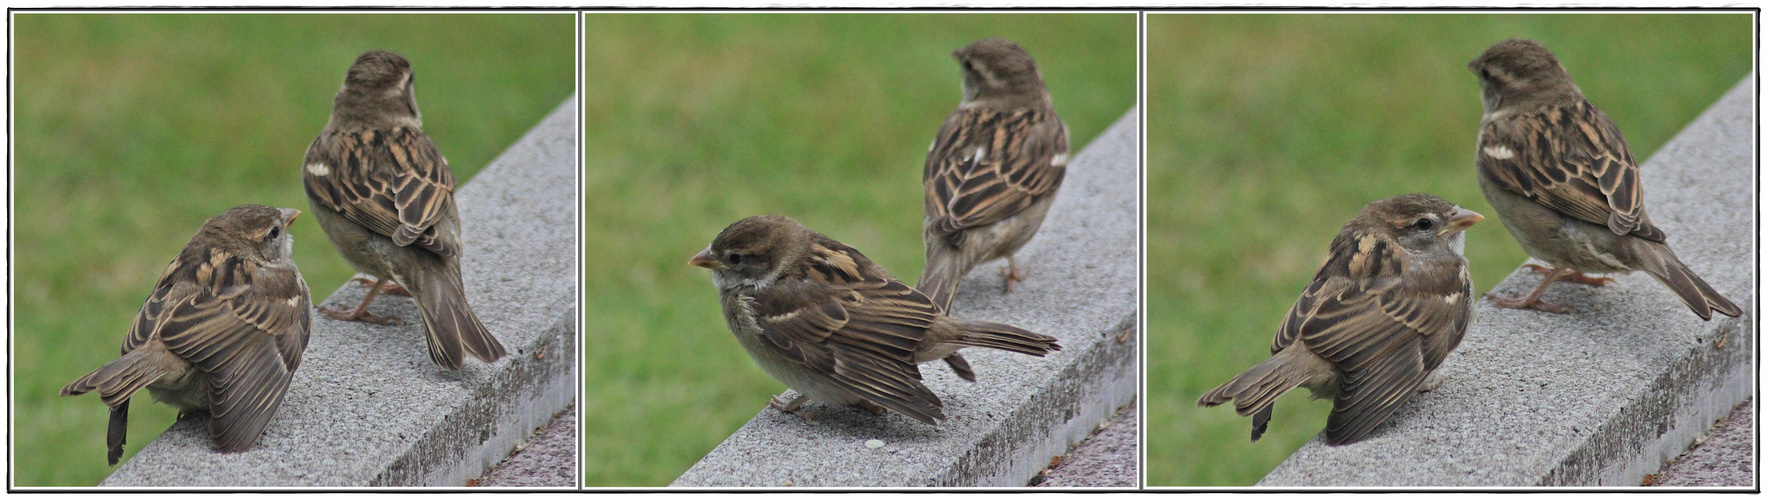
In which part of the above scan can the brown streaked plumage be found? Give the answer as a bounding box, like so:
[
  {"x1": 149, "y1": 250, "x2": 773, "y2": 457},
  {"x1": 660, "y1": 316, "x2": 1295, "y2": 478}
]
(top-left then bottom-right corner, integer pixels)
[
  {"x1": 918, "y1": 38, "x2": 1067, "y2": 381},
  {"x1": 1469, "y1": 38, "x2": 1740, "y2": 320},
  {"x1": 303, "y1": 50, "x2": 506, "y2": 370},
  {"x1": 63, "y1": 205, "x2": 311, "y2": 465},
  {"x1": 1199, "y1": 194, "x2": 1482, "y2": 445},
  {"x1": 693, "y1": 215, "x2": 1061, "y2": 424}
]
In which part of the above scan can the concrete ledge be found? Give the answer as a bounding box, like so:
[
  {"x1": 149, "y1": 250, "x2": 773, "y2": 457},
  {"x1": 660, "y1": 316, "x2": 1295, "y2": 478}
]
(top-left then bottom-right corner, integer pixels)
[
  {"x1": 672, "y1": 108, "x2": 1139, "y2": 488},
  {"x1": 101, "y1": 96, "x2": 580, "y2": 487},
  {"x1": 1259, "y1": 77, "x2": 1755, "y2": 487}
]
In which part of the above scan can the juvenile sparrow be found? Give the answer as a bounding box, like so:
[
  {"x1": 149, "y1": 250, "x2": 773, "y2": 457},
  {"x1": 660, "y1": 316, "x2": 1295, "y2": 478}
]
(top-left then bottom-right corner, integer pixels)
[
  {"x1": 1469, "y1": 39, "x2": 1740, "y2": 319},
  {"x1": 1198, "y1": 194, "x2": 1482, "y2": 445},
  {"x1": 63, "y1": 205, "x2": 311, "y2": 465},
  {"x1": 303, "y1": 50, "x2": 507, "y2": 369},
  {"x1": 691, "y1": 215, "x2": 1061, "y2": 424},
  {"x1": 918, "y1": 38, "x2": 1068, "y2": 381}
]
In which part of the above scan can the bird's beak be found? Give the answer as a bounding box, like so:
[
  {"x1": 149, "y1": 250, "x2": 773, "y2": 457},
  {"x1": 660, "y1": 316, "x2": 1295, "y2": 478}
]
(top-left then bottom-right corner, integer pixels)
[
  {"x1": 689, "y1": 245, "x2": 720, "y2": 270},
  {"x1": 1442, "y1": 206, "x2": 1484, "y2": 235},
  {"x1": 281, "y1": 208, "x2": 302, "y2": 225}
]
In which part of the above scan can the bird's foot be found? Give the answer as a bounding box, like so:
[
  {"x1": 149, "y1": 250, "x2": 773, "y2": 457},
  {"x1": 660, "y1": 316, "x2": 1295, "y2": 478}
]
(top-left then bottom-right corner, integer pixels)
[
  {"x1": 1001, "y1": 257, "x2": 1027, "y2": 293},
  {"x1": 1521, "y1": 265, "x2": 1612, "y2": 286},
  {"x1": 352, "y1": 277, "x2": 411, "y2": 296},
  {"x1": 1484, "y1": 292, "x2": 1574, "y2": 314},
  {"x1": 854, "y1": 400, "x2": 889, "y2": 416},
  {"x1": 1419, "y1": 372, "x2": 1446, "y2": 393},
  {"x1": 769, "y1": 394, "x2": 813, "y2": 422},
  {"x1": 319, "y1": 304, "x2": 402, "y2": 325}
]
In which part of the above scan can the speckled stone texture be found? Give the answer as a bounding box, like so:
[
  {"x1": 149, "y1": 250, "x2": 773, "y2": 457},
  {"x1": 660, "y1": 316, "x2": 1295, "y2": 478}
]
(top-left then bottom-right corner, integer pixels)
[
  {"x1": 477, "y1": 404, "x2": 577, "y2": 488},
  {"x1": 1260, "y1": 77, "x2": 1754, "y2": 487},
  {"x1": 1651, "y1": 399, "x2": 1753, "y2": 487},
  {"x1": 1033, "y1": 399, "x2": 1137, "y2": 488},
  {"x1": 671, "y1": 108, "x2": 1139, "y2": 488},
  {"x1": 102, "y1": 97, "x2": 579, "y2": 487}
]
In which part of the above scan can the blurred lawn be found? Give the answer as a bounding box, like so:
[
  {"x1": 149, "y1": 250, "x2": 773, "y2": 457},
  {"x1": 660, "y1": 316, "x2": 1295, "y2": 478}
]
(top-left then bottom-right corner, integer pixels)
[
  {"x1": 12, "y1": 13, "x2": 573, "y2": 486},
  {"x1": 581, "y1": 13, "x2": 1135, "y2": 486},
  {"x1": 1146, "y1": 14, "x2": 1751, "y2": 486}
]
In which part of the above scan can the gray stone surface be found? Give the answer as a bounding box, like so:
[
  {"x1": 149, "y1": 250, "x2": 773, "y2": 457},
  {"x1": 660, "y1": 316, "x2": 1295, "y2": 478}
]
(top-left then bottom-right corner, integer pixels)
[
  {"x1": 477, "y1": 403, "x2": 578, "y2": 488},
  {"x1": 1651, "y1": 399, "x2": 1754, "y2": 487},
  {"x1": 1260, "y1": 77, "x2": 1755, "y2": 487},
  {"x1": 671, "y1": 108, "x2": 1139, "y2": 488},
  {"x1": 102, "y1": 96, "x2": 580, "y2": 487},
  {"x1": 1033, "y1": 399, "x2": 1137, "y2": 488}
]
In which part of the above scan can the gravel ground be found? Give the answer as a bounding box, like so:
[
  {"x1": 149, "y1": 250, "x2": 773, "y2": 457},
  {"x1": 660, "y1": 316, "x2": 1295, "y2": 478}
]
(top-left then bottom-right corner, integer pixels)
[
  {"x1": 1032, "y1": 399, "x2": 1138, "y2": 488},
  {"x1": 476, "y1": 403, "x2": 578, "y2": 487},
  {"x1": 1650, "y1": 399, "x2": 1754, "y2": 487}
]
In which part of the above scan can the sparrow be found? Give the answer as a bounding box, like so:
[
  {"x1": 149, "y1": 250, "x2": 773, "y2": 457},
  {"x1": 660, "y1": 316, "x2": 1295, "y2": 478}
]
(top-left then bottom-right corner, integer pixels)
[
  {"x1": 917, "y1": 38, "x2": 1068, "y2": 382},
  {"x1": 691, "y1": 215, "x2": 1061, "y2": 424},
  {"x1": 302, "y1": 50, "x2": 507, "y2": 370},
  {"x1": 1198, "y1": 194, "x2": 1482, "y2": 445},
  {"x1": 62, "y1": 205, "x2": 311, "y2": 465},
  {"x1": 1468, "y1": 38, "x2": 1740, "y2": 320}
]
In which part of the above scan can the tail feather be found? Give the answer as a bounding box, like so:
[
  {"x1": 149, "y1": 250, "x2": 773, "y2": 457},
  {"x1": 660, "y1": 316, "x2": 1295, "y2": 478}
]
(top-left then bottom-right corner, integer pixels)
[
  {"x1": 1639, "y1": 243, "x2": 1742, "y2": 321},
  {"x1": 62, "y1": 348, "x2": 173, "y2": 407},
  {"x1": 917, "y1": 242, "x2": 978, "y2": 314},
  {"x1": 1198, "y1": 348, "x2": 1320, "y2": 441},
  {"x1": 949, "y1": 320, "x2": 1060, "y2": 357},
  {"x1": 107, "y1": 401, "x2": 129, "y2": 466},
  {"x1": 407, "y1": 263, "x2": 507, "y2": 370}
]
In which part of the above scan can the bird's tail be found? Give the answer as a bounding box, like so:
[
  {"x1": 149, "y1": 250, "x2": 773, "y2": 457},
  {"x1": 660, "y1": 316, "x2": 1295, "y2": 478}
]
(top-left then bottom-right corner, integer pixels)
[
  {"x1": 948, "y1": 319, "x2": 1061, "y2": 357},
  {"x1": 63, "y1": 348, "x2": 176, "y2": 466},
  {"x1": 407, "y1": 261, "x2": 507, "y2": 370},
  {"x1": 107, "y1": 401, "x2": 129, "y2": 465},
  {"x1": 1197, "y1": 347, "x2": 1319, "y2": 442},
  {"x1": 916, "y1": 238, "x2": 981, "y2": 313},
  {"x1": 1637, "y1": 242, "x2": 1742, "y2": 320},
  {"x1": 62, "y1": 348, "x2": 173, "y2": 407}
]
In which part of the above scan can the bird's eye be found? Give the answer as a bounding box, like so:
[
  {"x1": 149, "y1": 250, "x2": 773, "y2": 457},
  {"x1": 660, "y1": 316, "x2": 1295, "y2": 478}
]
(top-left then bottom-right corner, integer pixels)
[
  {"x1": 269, "y1": 227, "x2": 281, "y2": 239},
  {"x1": 726, "y1": 253, "x2": 743, "y2": 265},
  {"x1": 1412, "y1": 218, "x2": 1434, "y2": 231}
]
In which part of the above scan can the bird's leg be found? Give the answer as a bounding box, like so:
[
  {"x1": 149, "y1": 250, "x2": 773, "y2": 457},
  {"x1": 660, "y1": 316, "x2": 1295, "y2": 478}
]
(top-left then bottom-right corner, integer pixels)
[
  {"x1": 854, "y1": 400, "x2": 889, "y2": 416},
  {"x1": 1001, "y1": 256, "x2": 1027, "y2": 293},
  {"x1": 1521, "y1": 264, "x2": 1612, "y2": 287},
  {"x1": 769, "y1": 393, "x2": 813, "y2": 422},
  {"x1": 1419, "y1": 372, "x2": 1446, "y2": 393},
  {"x1": 1486, "y1": 267, "x2": 1574, "y2": 313},
  {"x1": 319, "y1": 276, "x2": 403, "y2": 325},
  {"x1": 350, "y1": 277, "x2": 411, "y2": 296}
]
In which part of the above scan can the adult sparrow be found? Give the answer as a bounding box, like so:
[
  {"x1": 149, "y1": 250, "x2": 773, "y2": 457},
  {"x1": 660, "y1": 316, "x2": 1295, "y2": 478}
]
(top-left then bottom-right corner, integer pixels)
[
  {"x1": 1469, "y1": 38, "x2": 1740, "y2": 319},
  {"x1": 918, "y1": 38, "x2": 1067, "y2": 381},
  {"x1": 63, "y1": 205, "x2": 310, "y2": 465},
  {"x1": 1199, "y1": 194, "x2": 1482, "y2": 445},
  {"x1": 691, "y1": 215, "x2": 1061, "y2": 424},
  {"x1": 303, "y1": 50, "x2": 506, "y2": 369}
]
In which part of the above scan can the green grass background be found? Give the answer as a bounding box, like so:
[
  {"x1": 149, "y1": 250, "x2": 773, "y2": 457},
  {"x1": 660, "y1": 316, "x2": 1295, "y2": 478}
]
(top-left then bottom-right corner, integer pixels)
[
  {"x1": 1146, "y1": 13, "x2": 1753, "y2": 486},
  {"x1": 13, "y1": 13, "x2": 573, "y2": 486},
  {"x1": 581, "y1": 13, "x2": 1135, "y2": 486}
]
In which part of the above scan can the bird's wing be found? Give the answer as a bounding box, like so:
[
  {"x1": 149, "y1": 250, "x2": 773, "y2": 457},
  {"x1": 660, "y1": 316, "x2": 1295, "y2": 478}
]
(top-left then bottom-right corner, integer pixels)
[
  {"x1": 1280, "y1": 236, "x2": 1469, "y2": 444},
  {"x1": 923, "y1": 107, "x2": 1067, "y2": 241},
  {"x1": 302, "y1": 127, "x2": 461, "y2": 256},
  {"x1": 150, "y1": 256, "x2": 311, "y2": 452},
  {"x1": 745, "y1": 255, "x2": 946, "y2": 423},
  {"x1": 1478, "y1": 100, "x2": 1663, "y2": 241}
]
